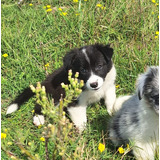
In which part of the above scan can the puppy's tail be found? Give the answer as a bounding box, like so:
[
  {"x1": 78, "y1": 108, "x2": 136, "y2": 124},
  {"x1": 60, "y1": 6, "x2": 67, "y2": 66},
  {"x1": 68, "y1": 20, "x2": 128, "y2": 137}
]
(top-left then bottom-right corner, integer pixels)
[
  {"x1": 113, "y1": 95, "x2": 132, "y2": 112},
  {"x1": 6, "y1": 87, "x2": 35, "y2": 114}
]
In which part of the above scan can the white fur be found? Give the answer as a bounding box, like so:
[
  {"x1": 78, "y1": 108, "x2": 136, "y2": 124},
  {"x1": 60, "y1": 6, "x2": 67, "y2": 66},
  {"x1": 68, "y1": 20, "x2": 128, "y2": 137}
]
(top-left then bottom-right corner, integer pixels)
[
  {"x1": 33, "y1": 115, "x2": 45, "y2": 126},
  {"x1": 82, "y1": 48, "x2": 90, "y2": 63},
  {"x1": 67, "y1": 106, "x2": 87, "y2": 132},
  {"x1": 6, "y1": 103, "x2": 18, "y2": 114},
  {"x1": 133, "y1": 99, "x2": 159, "y2": 160}
]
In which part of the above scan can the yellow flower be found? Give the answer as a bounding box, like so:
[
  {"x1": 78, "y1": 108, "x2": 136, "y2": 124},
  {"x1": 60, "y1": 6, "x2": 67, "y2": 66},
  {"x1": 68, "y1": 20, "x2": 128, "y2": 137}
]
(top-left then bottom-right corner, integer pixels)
[
  {"x1": 46, "y1": 8, "x2": 52, "y2": 12},
  {"x1": 101, "y1": 6, "x2": 106, "y2": 10},
  {"x1": 43, "y1": 6, "x2": 46, "y2": 9},
  {"x1": 31, "y1": 110, "x2": 35, "y2": 113},
  {"x1": 152, "y1": 0, "x2": 156, "y2": 3},
  {"x1": 116, "y1": 85, "x2": 120, "y2": 88},
  {"x1": 46, "y1": 5, "x2": 51, "y2": 8},
  {"x1": 60, "y1": 12, "x2": 67, "y2": 16},
  {"x1": 75, "y1": 13, "x2": 80, "y2": 16},
  {"x1": 158, "y1": 16, "x2": 159, "y2": 19},
  {"x1": 1, "y1": 133, "x2": 7, "y2": 139},
  {"x1": 118, "y1": 147, "x2": 125, "y2": 154},
  {"x1": 40, "y1": 137, "x2": 45, "y2": 142},
  {"x1": 126, "y1": 144, "x2": 130, "y2": 149},
  {"x1": 28, "y1": 142, "x2": 32, "y2": 146},
  {"x1": 45, "y1": 63, "x2": 49, "y2": 67},
  {"x1": 98, "y1": 143, "x2": 105, "y2": 153},
  {"x1": 35, "y1": 154, "x2": 39, "y2": 158},
  {"x1": 29, "y1": 3, "x2": 33, "y2": 6},
  {"x1": 10, "y1": 156, "x2": 17, "y2": 159},
  {"x1": 152, "y1": 11, "x2": 154, "y2": 14},
  {"x1": 38, "y1": 125, "x2": 42, "y2": 129},
  {"x1": 155, "y1": 36, "x2": 158, "y2": 39},
  {"x1": 7, "y1": 142, "x2": 13, "y2": 145},
  {"x1": 2, "y1": 53, "x2": 8, "y2": 57},
  {"x1": 155, "y1": 3, "x2": 159, "y2": 5},
  {"x1": 84, "y1": 0, "x2": 88, "y2": 1},
  {"x1": 58, "y1": 7, "x2": 62, "y2": 11},
  {"x1": 156, "y1": 31, "x2": 159, "y2": 35},
  {"x1": 73, "y1": 0, "x2": 78, "y2": 2},
  {"x1": 96, "y1": 4, "x2": 102, "y2": 7}
]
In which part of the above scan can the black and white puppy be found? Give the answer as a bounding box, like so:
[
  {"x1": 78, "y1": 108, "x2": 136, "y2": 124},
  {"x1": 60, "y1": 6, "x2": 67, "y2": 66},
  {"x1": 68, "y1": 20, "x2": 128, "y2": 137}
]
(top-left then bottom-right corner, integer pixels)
[
  {"x1": 109, "y1": 66, "x2": 159, "y2": 160},
  {"x1": 6, "y1": 44, "x2": 116, "y2": 131}
]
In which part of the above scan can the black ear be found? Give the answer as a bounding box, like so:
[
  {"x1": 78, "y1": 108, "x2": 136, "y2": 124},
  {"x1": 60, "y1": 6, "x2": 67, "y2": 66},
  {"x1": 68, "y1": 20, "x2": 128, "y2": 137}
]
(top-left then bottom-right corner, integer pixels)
[
  {"x1": 95, "y1": 44, "x2": 113, "y2": 62},
  {"x1": 63, "y1": 50, "x2": 77, "y2": 70}
]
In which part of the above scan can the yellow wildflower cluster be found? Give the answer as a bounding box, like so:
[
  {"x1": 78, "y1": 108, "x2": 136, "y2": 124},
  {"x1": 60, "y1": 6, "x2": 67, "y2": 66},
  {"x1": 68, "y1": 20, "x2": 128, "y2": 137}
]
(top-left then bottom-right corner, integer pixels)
[
  {"x1": 58, "y1": 7, "x2": 67, "y2": 16},
  {"x1": 96, "y1": 4, "x2": 106, "y2": 10},
  {"x1": 60, "y1": 12, "x2": 67, "y2": 16},
  {"x1": 44, "y1": 5, "x2": 52, "y2": 12},
  {"x1": 152, "y1": 0, "x2": 159, "y2": 5},
  {"x1": 155, "y1": 31, "x2": 159, "y2": 39}
]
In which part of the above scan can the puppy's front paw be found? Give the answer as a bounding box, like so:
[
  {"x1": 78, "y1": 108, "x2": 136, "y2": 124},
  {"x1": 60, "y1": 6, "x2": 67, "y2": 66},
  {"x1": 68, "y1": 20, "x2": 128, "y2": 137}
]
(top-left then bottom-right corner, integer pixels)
[
  {"x1": 107, "y1": 108, "x2": 113, "y2": 116},
  {"x1": 33, "y1": 115, "x2": 45, "y2": 126}
]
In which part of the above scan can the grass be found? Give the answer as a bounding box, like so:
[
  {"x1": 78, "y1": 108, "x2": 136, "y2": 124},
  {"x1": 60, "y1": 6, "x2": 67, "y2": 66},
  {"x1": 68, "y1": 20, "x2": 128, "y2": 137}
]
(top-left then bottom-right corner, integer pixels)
[{"x1": 1, "y1": 0, "x2": 159, "y2": 159}]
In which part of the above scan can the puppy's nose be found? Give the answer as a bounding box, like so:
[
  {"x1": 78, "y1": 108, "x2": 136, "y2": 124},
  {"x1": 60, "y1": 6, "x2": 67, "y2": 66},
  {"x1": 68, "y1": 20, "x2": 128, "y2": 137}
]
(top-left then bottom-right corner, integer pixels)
[{"x1": 90, "y1": 82, "x2": 98, "y2": 88}]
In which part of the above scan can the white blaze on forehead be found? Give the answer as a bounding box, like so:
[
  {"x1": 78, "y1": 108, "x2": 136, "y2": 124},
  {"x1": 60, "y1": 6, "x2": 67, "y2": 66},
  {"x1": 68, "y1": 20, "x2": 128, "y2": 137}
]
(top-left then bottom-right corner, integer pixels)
[{"x1": 82, "y1": 48, "x2": 90, "y2": 64}]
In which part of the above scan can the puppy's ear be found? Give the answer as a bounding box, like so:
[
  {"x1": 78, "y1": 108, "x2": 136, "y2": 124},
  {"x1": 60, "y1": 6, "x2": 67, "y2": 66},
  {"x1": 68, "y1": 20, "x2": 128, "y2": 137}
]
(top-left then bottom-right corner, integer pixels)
[
  {"x1": 63, "y1": 50, "x2": 77, "y2": 70},
  {"x1": 136, "y1": 73, "x2": 146, "y2": 100},
  {"x1": 96, "y1": 44, "x2": 113, "y2": 62}
]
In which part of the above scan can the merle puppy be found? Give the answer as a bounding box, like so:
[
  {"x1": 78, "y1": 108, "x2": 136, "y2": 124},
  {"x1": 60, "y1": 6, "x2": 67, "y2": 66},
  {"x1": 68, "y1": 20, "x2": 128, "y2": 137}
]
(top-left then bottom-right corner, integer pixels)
[
  {"x1": 109, "y1": 66, "x2": 159, "y2": 160},
  {"x1": 6, "y1": 44, "x2": 116, "y2": 131}
]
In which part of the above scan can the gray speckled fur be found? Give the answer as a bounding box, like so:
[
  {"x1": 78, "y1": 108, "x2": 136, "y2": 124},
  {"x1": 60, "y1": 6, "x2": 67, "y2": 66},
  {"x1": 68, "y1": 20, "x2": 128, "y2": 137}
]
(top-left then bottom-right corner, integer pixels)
[
  {"x1": 109, "y1": 66, "x2": 159, "y2": 160},
  {"x1": 110, "y1": 95, "x2": 140, "y2": 145}
]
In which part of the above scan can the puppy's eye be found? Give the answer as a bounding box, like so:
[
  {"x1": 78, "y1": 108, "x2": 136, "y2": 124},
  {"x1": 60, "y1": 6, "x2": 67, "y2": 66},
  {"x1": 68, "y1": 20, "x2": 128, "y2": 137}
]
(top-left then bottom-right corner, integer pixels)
[
  {"x1": 96, "y1": 65, "x2": 103, "y2": 70},
  {"x1": 153, "y1": 95, "x2": 159, "y2": 105},
  {"x1": 80, "y1": 68, "x2": 87, "y2": 74}
]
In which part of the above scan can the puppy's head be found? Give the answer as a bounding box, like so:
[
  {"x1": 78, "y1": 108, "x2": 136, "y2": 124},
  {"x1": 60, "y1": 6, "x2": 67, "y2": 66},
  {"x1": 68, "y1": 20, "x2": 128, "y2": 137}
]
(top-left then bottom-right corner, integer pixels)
[
  {"x1": 136, "y1": 66, "x2": 159, "y2": 114},
  {"x1": 63, "y1": 44, "x2": 114, "y2": 90}
]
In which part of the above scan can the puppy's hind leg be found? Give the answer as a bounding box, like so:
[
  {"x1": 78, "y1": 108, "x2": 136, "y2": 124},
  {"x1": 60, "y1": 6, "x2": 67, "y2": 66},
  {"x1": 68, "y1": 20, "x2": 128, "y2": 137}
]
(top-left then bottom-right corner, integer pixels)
[
  {"x1": 104, "y1": 85, "x2": 116, "y2": 115},
  {"x1": 133, "y1": 142, "x2": 155, "y2": 160},
  {"x1": 33, "y1": 104, "x2": 45, "y2": 126}
]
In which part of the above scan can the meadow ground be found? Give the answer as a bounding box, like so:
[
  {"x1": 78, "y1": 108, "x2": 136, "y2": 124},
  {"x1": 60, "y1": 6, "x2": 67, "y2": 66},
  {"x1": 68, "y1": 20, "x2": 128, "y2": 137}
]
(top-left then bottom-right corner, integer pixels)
[{"x1": 1, "y1": 0, "x2": 159, "y2": 159}]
